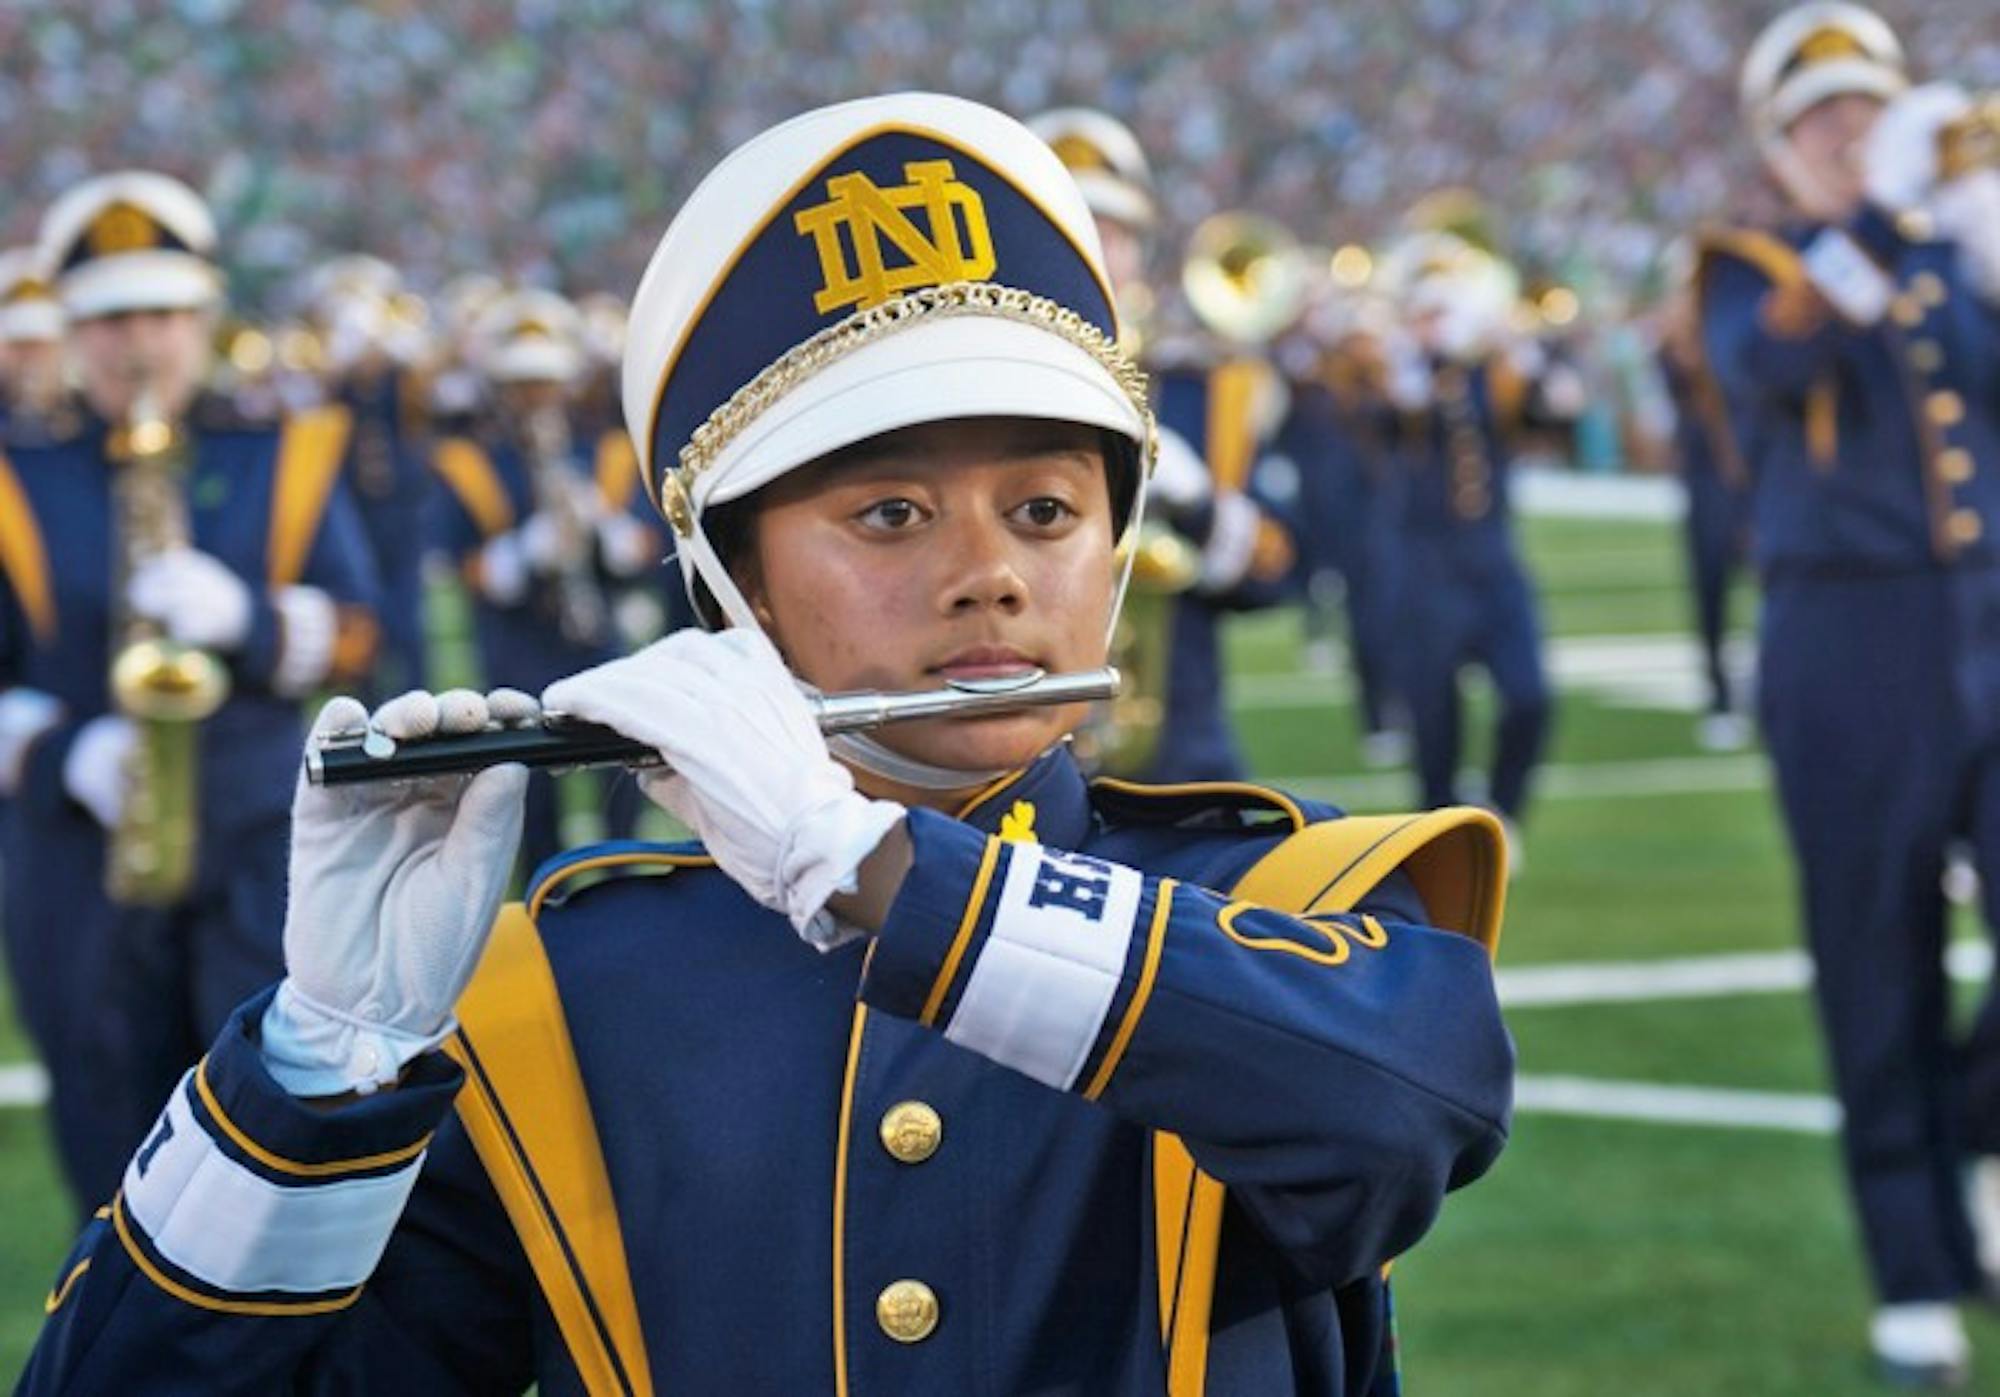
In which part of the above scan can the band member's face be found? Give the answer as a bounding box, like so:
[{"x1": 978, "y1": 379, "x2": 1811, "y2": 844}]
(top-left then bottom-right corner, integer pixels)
[
  {"x1": 3, "y1": 340, "x2": 65, "y2": 407},
  {"x1": 1785, "y1": 93, "x2": 1885, "y2": 217},
  {"x1": 71, "y1": 307, "x2": 211, "y2": 419},
  {"x1": 1094, "y1": 218, "x2": 1146, "y2": 297},
  {"x1": 742, "y1": 416, "x2": 1119, "y2": 781}
]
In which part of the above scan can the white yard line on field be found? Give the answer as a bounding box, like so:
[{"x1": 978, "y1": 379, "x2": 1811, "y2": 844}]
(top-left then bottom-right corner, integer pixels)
[
  {"x1": 1497, "y1": 941, "x2": 1993, "y2": 1009},
  {"x1": 1514, "y1": 1075, "x2": 1839, "y2": 1134},
  {"x1": 1275, "y1": 752, "x2": 1768, "y2": 809}
]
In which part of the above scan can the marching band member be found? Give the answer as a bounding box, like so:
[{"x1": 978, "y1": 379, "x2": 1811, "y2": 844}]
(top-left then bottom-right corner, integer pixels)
[
  {"x1": 1031, "y1": 110, "x2": 1300, "y2": 783},
  {"x1": 428, "y1": 288, "x2": 657, "y2": 872},
  {"x1": 1704, "y1": 4, "x2": 2000, "y2": 1383},
  {"x1": 22, "y1": 95, "x2": 1510, "y2": 1395},
  {"x1": 0, "y1": 171, "x2": 381, "y2": 1212},
  {"x1": 313, "y1": 258, "x2": 439, "y2": 699},
  {"x1": 1381, "y1": 230, "x2": 1566, "y2": 842},
  {"x1": 0, "y1": 247, "x2": 69, "y2": 439}
]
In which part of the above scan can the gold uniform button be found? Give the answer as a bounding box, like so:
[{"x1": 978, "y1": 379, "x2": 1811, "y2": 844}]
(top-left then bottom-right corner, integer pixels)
[
  {"x1": 1928, "y1": 390, "x2": 1965, "y2": 428},
  {"x1": 1910, "y1": 272, "x2": 1948, "y2": 307},
  {"x1": 1949, "y1": 509, "x2": 1984, "y2": 546},
  {"x1": 1938, "y1": 448, "x2": 1975, "y2": 484},
  {"x1": 1908, "y1": 340, "x2": 1944, "y2": 373},
  {"x1": 1891, "y1": 295, "x2": 1925, "y2": 327},
  {"x1": 878, "y1": 1101, "x2": 942, "y2": 1164},
  {"x1": 876, "y1": 1280, "x2": 940, "y2": 1343}
]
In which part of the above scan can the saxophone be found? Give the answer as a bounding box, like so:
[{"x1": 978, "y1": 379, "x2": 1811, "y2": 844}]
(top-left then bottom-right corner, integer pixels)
[
  {"x1": 522, "y1": 403, "x2": 609, "y2": 648},
  {"x1": 105, "y1": 384, "x2": 231, "y2": 905}
]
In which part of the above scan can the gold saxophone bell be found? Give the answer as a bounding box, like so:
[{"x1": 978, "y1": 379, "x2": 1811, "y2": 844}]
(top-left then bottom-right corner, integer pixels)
[
  {"x1": 1182, "y1": 211, "x2": 1311, "y2": 347},
  {"x1": 1940, "y1": 94, "x2": 2000, "y2": 182},
  {"x1": 106, "y1": 390, "x2": 231, "y2": 906}
]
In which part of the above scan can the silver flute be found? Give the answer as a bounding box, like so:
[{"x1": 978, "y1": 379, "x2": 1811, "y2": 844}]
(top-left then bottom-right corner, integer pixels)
[{"x1": 306, "y1": 666, "x2": 1121, "y2": 787}]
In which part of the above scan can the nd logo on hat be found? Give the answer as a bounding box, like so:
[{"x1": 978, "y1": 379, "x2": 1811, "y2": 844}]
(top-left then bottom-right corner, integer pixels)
[{"x1": 794, "y1": 159, "x2": 998, "y2": 315}]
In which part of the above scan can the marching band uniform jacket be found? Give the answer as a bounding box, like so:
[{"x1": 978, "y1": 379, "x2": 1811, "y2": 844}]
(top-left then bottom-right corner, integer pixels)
[
  {"x1": 1699, "y1": 208, "x2": 2000, "y2": 1304},
  {"x1": 22, "y1": 749, "x2": 1512, "y2": 1395},
  {"x1": 0, "y1": 394, "x2": 381, "y2": 1210}
]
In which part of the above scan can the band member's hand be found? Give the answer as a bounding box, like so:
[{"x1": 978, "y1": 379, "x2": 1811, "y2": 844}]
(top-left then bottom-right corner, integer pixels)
[
  {"x1": 61, "y1": 715, "x2": 134, "y2": 827},
  {"x1": 125, "y1": 546, "x2": 253, "y2": 652},
  {"x1": 1863, "y1": 82, "x2": 1973, "y2": 214},
  {"x1": 543, "y1": 630, "x2": 906, "y2": 951},
  {"x1": 259, "y1": 689, "x2": 531, "y2": 1097}
]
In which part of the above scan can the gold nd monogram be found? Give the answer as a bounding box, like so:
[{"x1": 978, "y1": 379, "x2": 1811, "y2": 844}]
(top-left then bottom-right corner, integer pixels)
[{"x1": 794, "y1": 159, "x2": 997, "y2": 315}]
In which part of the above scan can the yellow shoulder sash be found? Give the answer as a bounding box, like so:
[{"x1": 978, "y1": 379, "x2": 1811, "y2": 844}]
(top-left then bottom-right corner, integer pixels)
[
  {"x1": 594, "y1": 431, "x2": 641, "y2": 513},
  {"x1": 1205, "y1": 358, "x2": 1267, "y2": 494},
  {"x1": 1153, "y1": 806, "x2": 1506, "y2": 1396},
  {"x1": 267, "y1": 406, "x2": 355, "y2": 588},
  {"x1": 1695, "y1": 226, "x2": 1806, "y2": 291},
  {"x1": 432, "y1": 437, "x2": 516, "y2": 539},
  {"x1": 446, "y1": 904, "x2": 655, "y2": 1397},
  {"x1": 0, "y1": 450, "x2": 55, "y2": 645}
]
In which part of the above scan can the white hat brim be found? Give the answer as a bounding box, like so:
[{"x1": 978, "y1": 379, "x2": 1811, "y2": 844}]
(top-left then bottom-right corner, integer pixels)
[
  {"x1": 61, "y1": 251, "x2": 219, "y2": 320},
  {"x1": 0, "y1": 300, "x2": 64, "y2": 343},
  {"x1": 694, "y1": 314, "x2": 1147, "y2": 511},
  {"x1": 1772, "y1": 60, "x2": 1907, "y2": 129},
  {"x1": 487, "y1": 339, "x2": 582, "y2": 384}
]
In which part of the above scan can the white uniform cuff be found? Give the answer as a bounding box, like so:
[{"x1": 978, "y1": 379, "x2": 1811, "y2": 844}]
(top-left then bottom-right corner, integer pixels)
[
  {"x1": 1199, "y1": 491, "x2": 1262, "y2": 593},
  {"x1": 1801, "y1": 229, "x2": 1894, "y2": 327}
]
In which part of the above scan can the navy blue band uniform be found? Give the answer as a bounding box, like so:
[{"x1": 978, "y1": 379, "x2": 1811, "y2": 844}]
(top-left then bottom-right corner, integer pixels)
[
  {"x1": 20, "y1": 96, "x2": 1513, "y2": 1396},
  {"x1": 0, "y1": 392, "x2": 381, "y2": 1212},
  {"x1": 1699, "y1": 205, "x2": 2000, "y2": 1306},
  {"x1": 21, "y1": 750, "x2": 1510, "y2": 1395},
  {"x1": 1388, "y1": 351, "x2": 1557, "y2": 820},
  {"x1": 329, "y1": 360, "x2": 437, "y2": 700}
]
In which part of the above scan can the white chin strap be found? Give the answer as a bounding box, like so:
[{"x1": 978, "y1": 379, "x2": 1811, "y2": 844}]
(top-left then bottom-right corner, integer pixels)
[{"x1": 672, "y1": 436, "x2": 1152, "y2": 794}]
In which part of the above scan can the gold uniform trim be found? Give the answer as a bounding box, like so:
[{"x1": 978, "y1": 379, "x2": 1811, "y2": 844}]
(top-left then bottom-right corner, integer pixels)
[
  {"x1": 431, "y1": 437, "x2": 517, "y2": 539},
  {"x1": 1204, "y1": 359, "x2": 1261, "y2": 494},
  {"x1": 919, "y1": 834, "x2": 1003, "y2": 1028},
  {"x1": 0, "y1": 450, "x2": 56, "y2": 644},
  {"x1": 1082, "y1": 878, "x2": 1176, "y2": 1101},
  {"x1": 111, "y1": 1192, "x2": 363, "y2": 1317},
  {"x1": 42, "y1": 1259, "x2": 90, "y2": 1315},
  {"x1": 528, "y1": 849, "x2": 716, "y2": 920},
  {"x1": 267, "y1": 406, "x2": 355, "y2": 588},
  {"x1": 447, "y1": 904, "x2": 655, "y2": 1397},
  {"x1": 1151, "y1": 804, "x2": 1508, "y2": 1395},
  {"x1": 193, "y1": 1057, "x2": 431, "y2": 1178},
  {"x1": 594, "y1": 431, "x2": 642, "y2": 512},
  {"x1": 831, "y1": 1004, "x2": 869, "y2": 1397}
]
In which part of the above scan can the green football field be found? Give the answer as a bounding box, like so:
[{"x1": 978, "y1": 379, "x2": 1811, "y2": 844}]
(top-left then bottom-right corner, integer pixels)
[{"x1": 3, "y1": 509, "x2": 1996, "y2": 1391}]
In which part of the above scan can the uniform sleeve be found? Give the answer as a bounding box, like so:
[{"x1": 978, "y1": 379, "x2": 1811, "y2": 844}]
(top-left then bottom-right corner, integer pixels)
[
  {"x1": 20, "y1": 992, "x2": 537, "y2": 1395},
  {"x1": 859, "y1": 808, "x2": 1513, "y2": 1288}
]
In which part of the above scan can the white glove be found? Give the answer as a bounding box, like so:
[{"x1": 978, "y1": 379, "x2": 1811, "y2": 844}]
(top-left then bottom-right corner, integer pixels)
[
  {"x1": 269, "y1": 585, "x2": 338, "y2": 697},
  {"x1": 596, "y1": 512, "x2": 658, "y2": 578},
  {"x1": 1382, "y1": 331, "x2": 1433, "y2": 409},
  {"x1": 259, "y1": 688, "x2": 532, "y2": 1097},
  {"x1": 1148, "y1": 428, "x2": 1212, "y2": 513},
  {"x1": 1864, "y1": 83, "x2": 1972, "y2": 215},
  {"x1": 476, "y1": 531, "x2": 530, "y2": 605},
  {"x1": 543, "y1": 629, "x2": 906, "y2": 951},
  {"x1": 1937, "y1": 171, "x2": 2000, "y2": 304},
  {"x1": 63, "y1": 715, "x2": 135, "y2": 828},
  {"x1": 1801, "y1": 227, "x2": 1893, "y2": 326},
  {"x1": 0, "y1": 688, "x2": 63, "y2": 796},
  {"x1": 126, "y1": 547, "x2": 254, "y2": 652},
  {"x1": 519, "y1": 510, "x2": 590, "y2": 573}
]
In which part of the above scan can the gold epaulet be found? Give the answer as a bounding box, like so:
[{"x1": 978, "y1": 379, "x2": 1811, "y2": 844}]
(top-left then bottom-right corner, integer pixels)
[
  {"x1": 525, "y1": 843, "x2": 715, "y2": 919},
  {"x1": 1090, "y1": 775, "x2": 1311, "y2": 833},
  {"x1": 1694, "y1": 224, "x2": 1807, "y2": 291},
  {"x1": 1153, "y1": 804, "x2": 1506, "y2": 1396},
  {"x1": 431, "y1": 435, "x2": 516, "y2": 539}
]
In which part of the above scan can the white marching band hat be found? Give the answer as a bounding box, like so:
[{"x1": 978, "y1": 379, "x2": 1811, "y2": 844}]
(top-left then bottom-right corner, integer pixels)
[
  {"x1": 1027, "y1": 107, "x2": 1158, "y2": 231},
  {"x1": 474, "y1": 288, "x2": 586, "y2": 385},
  {"x1": 37, "y1": 170, "x2": 222, "y2": 321},
  {"x1": 1741, "y1": 3, "x2": 1907, "y2": 136},
  {"x1": 0, "y1": 247, "x2": 65, "y2": 344},
  {"x1": 621, "y1": 91, "x2": 1156, "y2": 638}
]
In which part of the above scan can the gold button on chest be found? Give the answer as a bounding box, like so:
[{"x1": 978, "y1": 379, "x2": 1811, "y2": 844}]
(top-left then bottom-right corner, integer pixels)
[
  {"x1": 1907, "y1": 340, "x2": 1944, "y2": 374},
  {"x1": 1910, "y1": 272, "x2": 1948, "y2": 308},
  {"x1": 1928, "y1": 390, "x2": 1965, "y2": 428},
  {"x1": 1937, "y1": 448, "x2": 1975, "y2": 485},
  {"x1": 876, "y1": 1279, "x2": 940, "y2": 1343},
  {"x1": 1949, "y1": 509, "x2": 1984, "y2": 546},
  {"x1": 878, "y1": 1101, "x2": 943, "y2": 1164}
]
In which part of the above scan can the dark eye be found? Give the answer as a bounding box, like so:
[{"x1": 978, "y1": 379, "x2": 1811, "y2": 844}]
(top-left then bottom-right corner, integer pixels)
[
  {"x1": 857, "y1": 497, "x2": 925, "y2": 531},
  {"x1": 1015, "y1": 496, "x2": 1074, "y2": 529}
]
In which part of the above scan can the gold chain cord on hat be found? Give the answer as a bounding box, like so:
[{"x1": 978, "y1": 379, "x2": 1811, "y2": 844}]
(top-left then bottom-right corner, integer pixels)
[{"x1": 663, "y1": 281, "x2": 1158, "y2": 530}]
